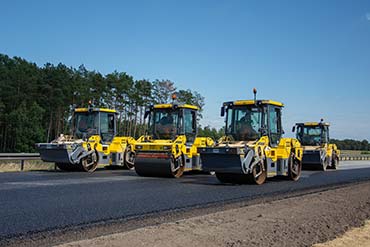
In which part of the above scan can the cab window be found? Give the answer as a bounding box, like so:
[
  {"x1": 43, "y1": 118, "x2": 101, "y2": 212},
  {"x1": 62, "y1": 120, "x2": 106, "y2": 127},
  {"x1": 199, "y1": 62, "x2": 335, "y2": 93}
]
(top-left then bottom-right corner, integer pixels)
[
  {"x1": 268, "y1": 106, "x2": 282, "y2": 146},
  {"x1": 184, "y1": 109, "x2": 196, "y2": 143},
  {"x1": 100, "y1": 112, "x2": 115, "y2": 142},
  {"x1": 322, "y1": 126, "x2": 329, "y2": 143}
]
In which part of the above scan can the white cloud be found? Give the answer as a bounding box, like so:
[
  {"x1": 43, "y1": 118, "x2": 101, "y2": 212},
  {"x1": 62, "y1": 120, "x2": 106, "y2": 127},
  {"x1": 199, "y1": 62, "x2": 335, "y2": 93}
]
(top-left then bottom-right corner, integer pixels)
[{"x1": 366, "y1": 13, "x2": 370, "y2": 21}]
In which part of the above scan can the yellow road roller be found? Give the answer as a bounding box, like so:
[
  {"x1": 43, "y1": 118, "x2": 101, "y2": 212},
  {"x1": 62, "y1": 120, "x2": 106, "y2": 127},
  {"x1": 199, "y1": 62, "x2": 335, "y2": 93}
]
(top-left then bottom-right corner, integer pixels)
[
  {"x1": 198, "y1": 89, "x2": 303, "y2": 185},
  {"x1": 292, "y1": 121, "x2": 340, "y2": 170},
  {"x1": 36, "y1": 104, "x2": 136, "y2": 172},
  {"x1": 133, "y1": 98, "x2": 214, "y2": 178}
]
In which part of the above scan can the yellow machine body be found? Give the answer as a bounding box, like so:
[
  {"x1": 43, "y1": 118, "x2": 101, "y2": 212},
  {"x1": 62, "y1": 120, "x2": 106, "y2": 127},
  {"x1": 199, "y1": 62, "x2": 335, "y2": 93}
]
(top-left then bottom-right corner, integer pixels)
[
  {"x1": 134, "y1": 103, "x2": 214, "y2": 178},
  {"x1": 37, "y1": 106, "x2": 136, "y2": 172},
  {"x1": 294, "y1": 122, "x2": 340, "y2": 170},
  {"x1": 85, "y1": 134, "x2": 136, "y2": 167},
  {"x1": 199, "y1": 98, "x2": 303, "y2": 185}
]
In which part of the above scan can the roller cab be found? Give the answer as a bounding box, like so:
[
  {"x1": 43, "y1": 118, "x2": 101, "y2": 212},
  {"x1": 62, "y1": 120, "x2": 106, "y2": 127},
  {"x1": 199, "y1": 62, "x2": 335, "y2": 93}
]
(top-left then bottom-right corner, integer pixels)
[
  {"x1": 199, "y1": 89, "x2": 303, "y2": 185},
  {"x1": 293, "y1": 121, "x2": 340, "y2": 170},
  {"x1": 134, "y1": 101, "x2": 214, "y2": 178},
  {"x1": 36, "y1": 104, "x2": 136, "y2": 172}
]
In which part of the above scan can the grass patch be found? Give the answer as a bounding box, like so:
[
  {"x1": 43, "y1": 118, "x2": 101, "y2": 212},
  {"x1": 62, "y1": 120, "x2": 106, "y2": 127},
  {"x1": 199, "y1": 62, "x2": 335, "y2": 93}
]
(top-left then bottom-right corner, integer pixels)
[{"x1": 0, "y1": 160, "x2": 55, "y2": 172}]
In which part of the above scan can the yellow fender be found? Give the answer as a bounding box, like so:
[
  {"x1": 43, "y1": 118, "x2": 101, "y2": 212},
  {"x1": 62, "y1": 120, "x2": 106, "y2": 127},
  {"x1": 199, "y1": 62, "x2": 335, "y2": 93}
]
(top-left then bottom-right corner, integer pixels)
[
  {"x1": 328, "y1": 143, "x2": 340, "y2": 158},
  {"x1": 277, "y1": 137, "x2": 303, "y2": 161}
]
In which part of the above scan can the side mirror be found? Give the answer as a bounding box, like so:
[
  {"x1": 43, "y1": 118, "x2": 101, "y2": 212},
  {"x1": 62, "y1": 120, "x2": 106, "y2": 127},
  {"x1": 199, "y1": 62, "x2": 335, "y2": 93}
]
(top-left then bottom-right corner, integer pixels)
[
  {"x1": 292, "y1": 126, "x2": 296, "y2": 133},
  {"x1": 144, "y1": 110, "x2": 150, "y2": 120},
  {"x1": 220, "y1": 106, "x2": 225, "y2": 117}
]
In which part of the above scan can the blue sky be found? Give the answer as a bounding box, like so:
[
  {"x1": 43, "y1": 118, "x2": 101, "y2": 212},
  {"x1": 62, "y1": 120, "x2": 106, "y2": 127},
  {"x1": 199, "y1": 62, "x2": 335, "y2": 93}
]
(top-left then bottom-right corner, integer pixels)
[{"x1": 1, "y1": 0, "x2": 370, "y2": 140}]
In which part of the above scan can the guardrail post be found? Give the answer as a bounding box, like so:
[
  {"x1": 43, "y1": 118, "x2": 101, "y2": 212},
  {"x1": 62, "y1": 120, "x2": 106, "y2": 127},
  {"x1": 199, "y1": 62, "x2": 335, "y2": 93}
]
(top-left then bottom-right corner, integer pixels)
[{"x1": 20, "y1": 159, "x2": 24, "y2": 171}]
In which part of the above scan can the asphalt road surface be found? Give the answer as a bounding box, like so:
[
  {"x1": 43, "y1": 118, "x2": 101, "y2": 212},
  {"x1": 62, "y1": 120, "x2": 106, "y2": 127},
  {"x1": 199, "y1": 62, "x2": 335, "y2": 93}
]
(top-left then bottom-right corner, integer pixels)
[{"x1": 0, "y1": 161, "x2": 370, "y2": 241}]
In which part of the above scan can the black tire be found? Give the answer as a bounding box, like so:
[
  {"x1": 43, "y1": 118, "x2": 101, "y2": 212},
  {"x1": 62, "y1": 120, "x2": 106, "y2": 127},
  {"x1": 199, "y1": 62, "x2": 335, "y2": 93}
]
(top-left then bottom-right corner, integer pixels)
[
  {"x1": 247, "y1": 159, "x2": 267, "y2": 185},
  {"x1": 171, "y1": 156, "x2": 184, "y2": 178},
  {"x1": 80, "y1": 151, "x2": 98, "y2": 172},
  {"x1": 320, "y1": 156, "x2": 329, "y2": 171},
  {"x1": 124, "y1": 145, "x2": 135, "y2": 170},
  {"x1": 215, "y1": 159, "x2": 267, "y2": 185},
  {"x1": 330, "y1": 155, "x2": 339, "y2": 170},
  {"x1": 288, "y1": 152, "x2": 302, "y2": 181}
]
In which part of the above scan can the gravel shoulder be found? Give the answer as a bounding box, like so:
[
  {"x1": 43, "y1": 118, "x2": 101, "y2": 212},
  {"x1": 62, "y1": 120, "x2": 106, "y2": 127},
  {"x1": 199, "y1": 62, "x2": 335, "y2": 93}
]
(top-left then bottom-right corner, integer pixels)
[
  {"x1": 314, "y1": 220, "x2": 370, "y2": 247},
  {"x1": 57, "y1": 181, "x2": 370, "y2": 247}
]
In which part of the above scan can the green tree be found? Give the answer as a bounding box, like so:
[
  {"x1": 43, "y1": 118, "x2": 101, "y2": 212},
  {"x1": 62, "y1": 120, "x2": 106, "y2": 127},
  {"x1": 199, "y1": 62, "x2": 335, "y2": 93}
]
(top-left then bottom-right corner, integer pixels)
[
  {"x1": 197, "y1": 125, "x2": 224, "y2": 140},
  {"x1": 132, "y1": 79, "x2": 153, "y2": 137},
  {"x1": 152, "y1": 79, "x2": 176, "y2": 104},
  {"x1": 0, "y1": 53, "x2": 209, "y2": 151},
  {"x1": 8, "y1": 102, "x2": 45, "y2": 152}
]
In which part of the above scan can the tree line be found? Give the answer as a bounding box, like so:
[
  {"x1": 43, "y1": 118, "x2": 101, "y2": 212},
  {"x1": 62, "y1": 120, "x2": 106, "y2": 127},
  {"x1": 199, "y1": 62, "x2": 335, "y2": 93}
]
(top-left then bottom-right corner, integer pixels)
[
  {"x1": 330, "y1": 139, "x2": 370, "y2": 151},
  {"x1": 0, "y1": 54, "x2": 204, "y2": 152}
]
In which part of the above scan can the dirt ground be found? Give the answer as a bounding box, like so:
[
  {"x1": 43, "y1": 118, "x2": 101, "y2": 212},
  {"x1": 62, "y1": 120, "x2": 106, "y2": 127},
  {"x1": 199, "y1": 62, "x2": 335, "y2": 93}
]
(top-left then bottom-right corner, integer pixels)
[{"x1": 57, "y1": 181, "x2": 370, "y2": 247}]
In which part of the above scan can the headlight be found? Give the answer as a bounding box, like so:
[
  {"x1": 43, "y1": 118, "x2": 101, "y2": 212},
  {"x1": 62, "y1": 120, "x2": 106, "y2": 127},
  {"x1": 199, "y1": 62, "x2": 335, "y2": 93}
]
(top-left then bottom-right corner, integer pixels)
[
  {"x1": 136, "y1": 145, "x2": 143, "y2": 150},
  {"x1": 163, "y1": 146, "x2": 171, "y2": 151}
]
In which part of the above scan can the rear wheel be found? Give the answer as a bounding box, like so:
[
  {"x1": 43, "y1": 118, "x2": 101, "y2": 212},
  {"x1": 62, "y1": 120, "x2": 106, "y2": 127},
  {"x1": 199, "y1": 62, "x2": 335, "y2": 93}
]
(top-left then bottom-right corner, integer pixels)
[
  {"x1": 330, "y1": 155, "x2": 339, "y2": 169},
  {"x1": 171, "y1": 156, "x2": 184, "y2": 178},
  {"x1": 247, "y1": 159, "x2": 267, "y2": 185},
  {"x1": 124, "y1": 145, "x2": 135, "y2": 170},
  {"x1": 288, "y1": 152, "x2": 302, "y2": 181},
  {"x1": 215, "y1": 158, "x2": 267, "y2": 185},
  {"x1": 321, "y1": 156, "x2": 329, "y2": 171},
  {"x1": 80, "y1": 151, "x2": 98, "y2": 172}
]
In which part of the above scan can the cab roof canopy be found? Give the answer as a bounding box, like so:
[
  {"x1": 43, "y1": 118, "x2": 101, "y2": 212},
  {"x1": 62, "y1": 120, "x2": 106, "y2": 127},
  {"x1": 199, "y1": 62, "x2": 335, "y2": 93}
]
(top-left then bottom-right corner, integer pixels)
[
  {"x1": 153, "y1": 103, "x2": 199, "y2": 110},
  {"x1": 74, "y1": 108, "x2": 117, "y2": 113},
  {"x1": 295, "y1": 122, "x2": 330, "y2": 127},
  {"x1": 223, "y1": 100, "x2": 284, "y2": 107}
]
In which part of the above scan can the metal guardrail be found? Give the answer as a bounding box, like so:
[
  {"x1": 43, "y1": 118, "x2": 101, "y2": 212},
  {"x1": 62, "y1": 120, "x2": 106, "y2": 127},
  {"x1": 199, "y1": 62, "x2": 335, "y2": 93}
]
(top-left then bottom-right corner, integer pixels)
[
  {"x1": 0, "y1": 153, "x2": 41, "y2": 171},
  {"x1": 340, "y1": 156, "x2": 370, "y2": 161},
  {"x1": 0, "y1": 153, "x2": 40, "y2": 159}
]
